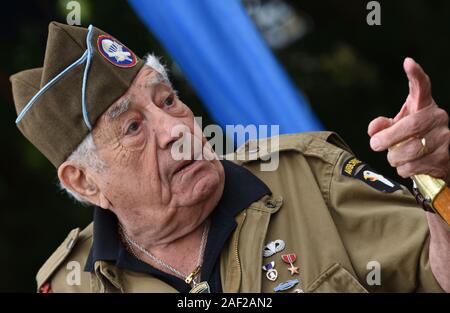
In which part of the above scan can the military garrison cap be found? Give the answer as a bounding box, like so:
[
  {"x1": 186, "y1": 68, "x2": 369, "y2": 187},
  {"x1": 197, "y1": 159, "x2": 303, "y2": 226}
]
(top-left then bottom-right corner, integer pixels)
[{"x1": 10, "y1": 22, "x2": 144, "y2": 167}]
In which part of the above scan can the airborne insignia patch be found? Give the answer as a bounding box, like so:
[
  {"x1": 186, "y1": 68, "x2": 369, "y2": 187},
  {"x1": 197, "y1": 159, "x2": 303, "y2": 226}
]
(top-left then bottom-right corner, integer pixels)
[
  {"x1": 97, "y1": 35, "x2": 137, "y2": 68},
  {"x1": 341, "y1": 157, "x2": 401, "y2": 193}
]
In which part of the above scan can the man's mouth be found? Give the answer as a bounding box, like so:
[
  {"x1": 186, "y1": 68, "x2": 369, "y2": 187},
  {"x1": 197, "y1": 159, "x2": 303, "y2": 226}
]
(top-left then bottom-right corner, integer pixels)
[
  {"x1": 173, "y1": 159, "x2": 197, "y2": 175},
  {"x1": 172, "y1": 139, "x2": 206, "y2": 177}
]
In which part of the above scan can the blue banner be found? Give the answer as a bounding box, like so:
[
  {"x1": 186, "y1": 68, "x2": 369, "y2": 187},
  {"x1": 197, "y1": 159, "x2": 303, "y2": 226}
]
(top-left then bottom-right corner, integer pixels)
[{"x1": 128, "y1": 0, "x2": 323, "y2": 143}]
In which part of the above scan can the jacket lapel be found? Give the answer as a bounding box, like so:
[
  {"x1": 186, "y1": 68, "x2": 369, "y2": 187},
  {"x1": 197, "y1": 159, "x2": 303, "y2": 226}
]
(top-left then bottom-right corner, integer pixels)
[{"x1": 220, "y1": 195, "x2": 283, "y2": 292}]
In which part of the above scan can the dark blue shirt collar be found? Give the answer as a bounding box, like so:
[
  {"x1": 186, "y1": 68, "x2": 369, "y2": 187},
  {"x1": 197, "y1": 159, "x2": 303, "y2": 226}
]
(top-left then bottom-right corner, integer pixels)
[{"x1": 84, "y1": 160, "x2": 271, "y2": 292}]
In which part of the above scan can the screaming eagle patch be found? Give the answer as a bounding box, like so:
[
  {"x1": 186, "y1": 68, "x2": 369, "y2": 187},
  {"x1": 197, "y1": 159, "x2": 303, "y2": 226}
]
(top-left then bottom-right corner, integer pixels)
[{"x1": 341, "y1": 157, "x2": 401, "y2": 193}]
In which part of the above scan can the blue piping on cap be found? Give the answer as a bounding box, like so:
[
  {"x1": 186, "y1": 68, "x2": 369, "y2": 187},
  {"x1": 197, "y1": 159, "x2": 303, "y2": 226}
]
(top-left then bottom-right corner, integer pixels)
[{"x1": 16, "y1": 24, "x2": 95, "y2": 130}]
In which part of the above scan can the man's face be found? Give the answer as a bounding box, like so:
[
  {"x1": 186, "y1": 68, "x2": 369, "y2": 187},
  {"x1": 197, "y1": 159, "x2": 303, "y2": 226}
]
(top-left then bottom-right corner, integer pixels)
[{"x1": 90, "y1": 66, "x2": 224, "y2": 241}]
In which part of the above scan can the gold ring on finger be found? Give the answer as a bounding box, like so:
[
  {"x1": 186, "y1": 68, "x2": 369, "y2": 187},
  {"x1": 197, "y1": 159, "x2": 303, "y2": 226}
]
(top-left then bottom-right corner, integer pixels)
[{"x1": 419, "y1": 137, "x2": 428, "y2": 156}]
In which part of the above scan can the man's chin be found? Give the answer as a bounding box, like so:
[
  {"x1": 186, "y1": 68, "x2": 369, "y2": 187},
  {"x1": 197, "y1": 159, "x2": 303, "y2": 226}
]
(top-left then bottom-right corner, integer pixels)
[{"x1": 173, "y1": 168, "x2": 222, "y2": 205}]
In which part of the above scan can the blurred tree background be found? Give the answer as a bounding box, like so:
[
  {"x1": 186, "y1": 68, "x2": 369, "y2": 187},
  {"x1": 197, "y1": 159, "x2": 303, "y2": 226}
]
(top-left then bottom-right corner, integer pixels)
[{"x1": 0, "y1": 0, "x2": 449, "y2": 292}]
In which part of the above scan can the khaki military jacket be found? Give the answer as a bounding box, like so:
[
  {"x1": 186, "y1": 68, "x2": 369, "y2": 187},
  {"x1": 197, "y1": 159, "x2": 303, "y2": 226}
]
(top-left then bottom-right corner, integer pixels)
[{"x1": 36, "y1": 132, "x2": 443, "y2": 292}]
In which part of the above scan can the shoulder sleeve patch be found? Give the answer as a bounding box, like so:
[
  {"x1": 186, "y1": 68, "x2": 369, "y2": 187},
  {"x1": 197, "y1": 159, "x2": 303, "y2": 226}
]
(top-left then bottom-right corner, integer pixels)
[
  {"x1": 36, "y1": 228, "x2": 80, "y2": 291},
  {"x1": 341, "y1": 157, "x2": 402, "y2": 193}
]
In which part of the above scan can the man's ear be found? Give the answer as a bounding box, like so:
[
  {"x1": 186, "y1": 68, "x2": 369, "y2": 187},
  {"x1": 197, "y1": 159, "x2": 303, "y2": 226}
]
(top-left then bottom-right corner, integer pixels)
[{"x1": 57, "y1": 161, "x2": 110, "y2": 208}]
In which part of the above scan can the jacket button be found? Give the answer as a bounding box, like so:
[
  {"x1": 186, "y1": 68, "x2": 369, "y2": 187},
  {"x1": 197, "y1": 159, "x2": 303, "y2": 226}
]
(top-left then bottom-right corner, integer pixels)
[{"x1": 265, "y1": 200, "x2": 276, "y2": 208}]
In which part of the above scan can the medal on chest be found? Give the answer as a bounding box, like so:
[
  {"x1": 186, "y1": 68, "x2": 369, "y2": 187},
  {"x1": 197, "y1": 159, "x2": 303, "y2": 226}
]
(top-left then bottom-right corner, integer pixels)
[
  {"x1": 262, "y1": 261, "x2": 278, "y2": 281},
  {"x1": 281, "y1": 253, "x2": 299, "y2": 275}
]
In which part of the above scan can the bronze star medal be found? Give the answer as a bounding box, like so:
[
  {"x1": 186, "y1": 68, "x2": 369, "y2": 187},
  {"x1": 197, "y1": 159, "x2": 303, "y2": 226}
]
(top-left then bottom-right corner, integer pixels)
[{"x1": 281, "y1": 253, "x2": 299, "y2": 275}]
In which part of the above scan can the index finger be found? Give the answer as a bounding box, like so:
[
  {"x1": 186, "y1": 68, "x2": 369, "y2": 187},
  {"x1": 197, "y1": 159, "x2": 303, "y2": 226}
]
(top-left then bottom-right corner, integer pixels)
[
  {"x1": 403, "y1": 57, "x2": 432, "y2": 111},
  {"x1": 370, "y1": 105, "x2": 437, "y2": 151}
]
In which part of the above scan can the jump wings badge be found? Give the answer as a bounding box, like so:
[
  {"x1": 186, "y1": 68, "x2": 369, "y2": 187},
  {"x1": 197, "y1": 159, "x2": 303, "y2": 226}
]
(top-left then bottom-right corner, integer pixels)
[{"x1": 263, "y1": 239, "x2": 285, "y2": 257}]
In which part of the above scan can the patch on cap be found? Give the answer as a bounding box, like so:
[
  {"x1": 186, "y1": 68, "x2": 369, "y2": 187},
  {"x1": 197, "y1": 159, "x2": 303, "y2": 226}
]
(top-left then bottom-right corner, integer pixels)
[{"x1": 97, "y1": 35, "x2": 137, "y2": 68}]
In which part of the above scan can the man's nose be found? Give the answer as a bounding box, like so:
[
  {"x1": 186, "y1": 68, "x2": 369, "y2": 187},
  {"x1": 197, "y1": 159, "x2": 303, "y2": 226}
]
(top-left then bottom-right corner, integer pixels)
[{"x1": 152, "y1": 109, "x2": 187, "y2": 150}]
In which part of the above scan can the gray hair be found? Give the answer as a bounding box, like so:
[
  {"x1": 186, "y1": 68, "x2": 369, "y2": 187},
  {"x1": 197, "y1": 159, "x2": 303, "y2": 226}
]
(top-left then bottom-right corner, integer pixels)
[{"x1": 59, "y1": 53, "x2": 170, "y2": 204}]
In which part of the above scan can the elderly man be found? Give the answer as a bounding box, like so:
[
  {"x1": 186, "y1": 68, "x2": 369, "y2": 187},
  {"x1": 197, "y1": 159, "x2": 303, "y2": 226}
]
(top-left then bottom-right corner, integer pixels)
[{"x1": 11, "y1": 22, "x2": 450, "y2": 293}]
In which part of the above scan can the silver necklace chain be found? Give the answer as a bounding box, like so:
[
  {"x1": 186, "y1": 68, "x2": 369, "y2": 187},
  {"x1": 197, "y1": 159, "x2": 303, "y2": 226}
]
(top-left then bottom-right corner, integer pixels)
[{"x1": 119, "y1": 220, "x2": 210, "y2": 286}]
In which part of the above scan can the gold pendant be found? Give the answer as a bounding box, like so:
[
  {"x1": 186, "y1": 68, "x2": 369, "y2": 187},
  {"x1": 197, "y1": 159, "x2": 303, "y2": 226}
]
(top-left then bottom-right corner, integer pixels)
[
  {"x1": 189, "y1": 281, "x2": 210, "y2": 293},
  {"x1": 185, "y1": 266, "x2": 201, "y2": 285}
]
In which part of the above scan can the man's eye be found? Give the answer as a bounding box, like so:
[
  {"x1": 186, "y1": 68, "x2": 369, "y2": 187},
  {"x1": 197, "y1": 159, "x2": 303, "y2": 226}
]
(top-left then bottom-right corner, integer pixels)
[
  {"x1": 163, "y1": 94, "x2": 175, "y2": 107},
  {"x1": 126, "y1": 121, "x2": 140, "y2": 134}
]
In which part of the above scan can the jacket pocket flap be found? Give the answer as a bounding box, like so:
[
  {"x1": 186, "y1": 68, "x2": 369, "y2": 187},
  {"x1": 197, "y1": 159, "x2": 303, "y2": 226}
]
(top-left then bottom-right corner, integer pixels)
[{"x1": 307, "y1": 263, "x2": 368, "y2": 293}]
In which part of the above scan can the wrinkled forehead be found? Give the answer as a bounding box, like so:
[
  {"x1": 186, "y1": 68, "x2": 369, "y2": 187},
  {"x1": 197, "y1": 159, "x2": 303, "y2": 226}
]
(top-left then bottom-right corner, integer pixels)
[
  {"x1": 92, "y1": 65, "x2": 170, "y2": 139},
  {"x1": 130, "y1": 65, "x2": 168, "y2": 89}
]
